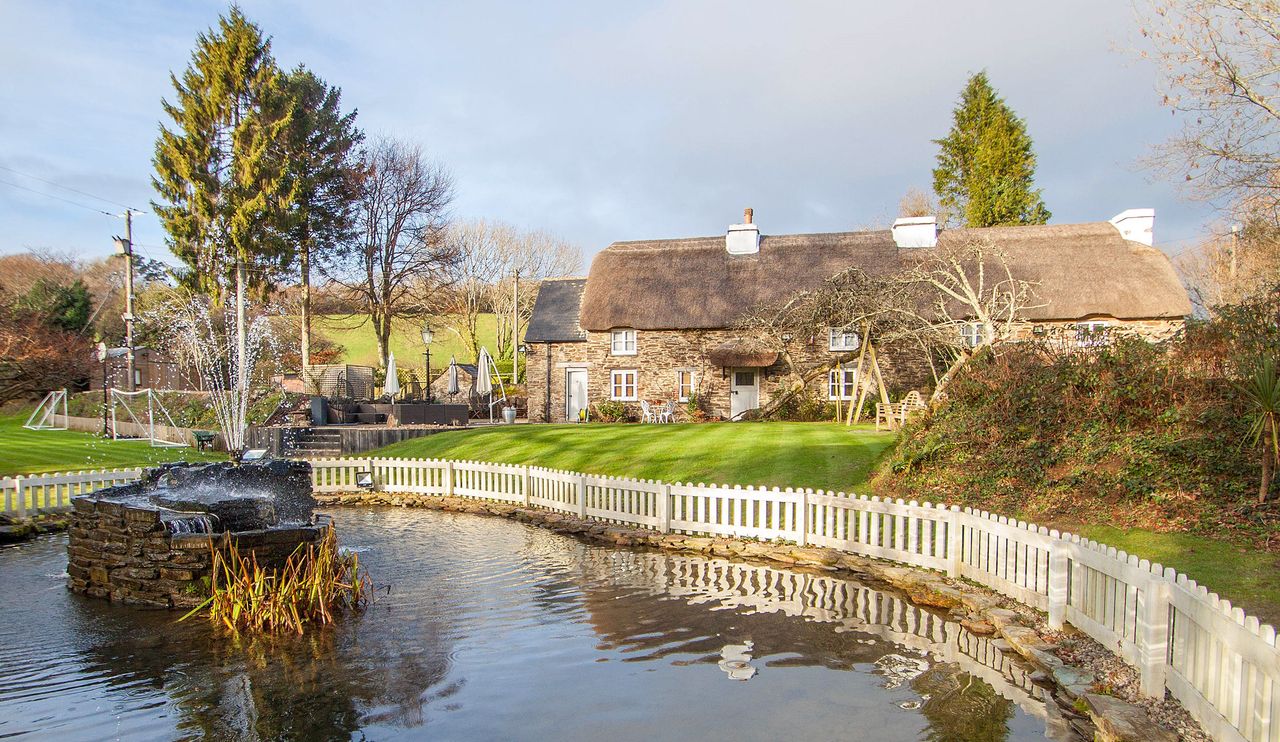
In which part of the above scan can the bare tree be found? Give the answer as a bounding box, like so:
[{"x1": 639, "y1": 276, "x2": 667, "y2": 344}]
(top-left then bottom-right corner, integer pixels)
[
  {"x1": 442, "y1": 220, "x2": 521, "y2": 360},
  {"x1": 491, "y1": 230, "x2": 581, "y2": 359},
  {"x1": 1137, "y1": 0, "x2": 1280, "y2": 215},
  {"x1": 739, "y1": 236, "x2": 1040, "y2": 420},
  {"x1": 326, "y1": 137, "x2": 456, "y2": 368},
  {"x1": 1177, "y1": 215, "x2": 1280, "y2": 312},
  {"x1": 442, "y1": 221, "x2": 581, "y2": 361}
]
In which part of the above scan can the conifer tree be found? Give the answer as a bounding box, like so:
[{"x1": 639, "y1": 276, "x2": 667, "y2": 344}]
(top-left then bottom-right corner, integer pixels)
[
  {"x1": 280, "y1": 67, "x2": 363, "y2": 370},
  {"x1": 151, "y1": 7, "x2": 294, "y2": 302},
  {"x1": 932, "y1": 72, "x2": 1051, "y2": 228}
]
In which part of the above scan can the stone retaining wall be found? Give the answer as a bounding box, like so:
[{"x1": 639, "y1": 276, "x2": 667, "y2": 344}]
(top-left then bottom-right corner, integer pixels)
[{"x1": 66, "y1": 497, "x2": 324, "y2": 609}]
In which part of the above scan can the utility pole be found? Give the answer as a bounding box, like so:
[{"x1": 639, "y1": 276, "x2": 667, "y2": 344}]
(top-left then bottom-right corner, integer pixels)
[
  {"x1": 113, "y1": 211, "x2": 137, "y2": 392},
  {"x1": 512, "y1": 270, "x2": 519, "y2": 383}
]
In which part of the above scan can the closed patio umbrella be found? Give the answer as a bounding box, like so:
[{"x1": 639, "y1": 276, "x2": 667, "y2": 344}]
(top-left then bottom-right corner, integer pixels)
[
  {"x1": 383, "y1": 352, "x2": 400, "y2": 399},
  {"x1": 447, "y1": 356, "x2": 460, "y2": 396},
  {"x1": 475, "y1": 348, "x2": 493, "y2": 396}
]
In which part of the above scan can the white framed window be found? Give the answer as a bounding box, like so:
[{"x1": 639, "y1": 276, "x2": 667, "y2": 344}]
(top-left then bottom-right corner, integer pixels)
[
  {"x1": 610, "y1": 369, "x2": 638, "y2": 401},
  {"x1": 828, "y1": 366, "x2": 858, "y2": 400},
  {"x1": 1075, "y1": 321, "x2": 1109, "y2": 347},
  {"x1": 959, "y1": 322, "x2": 984, "y2": 348},
  {"x1": 828, "y1": 327, "x2": 860, "y2": 352},
  {"x1": 675, "y1": 370, "x2": 693, "y2": 402},
  {"x1": 610, "y1": 329, "x2": 637, "y2": 355},
  {"x1": 134, "y1": 370, "x2": 142, "y2": 386}
]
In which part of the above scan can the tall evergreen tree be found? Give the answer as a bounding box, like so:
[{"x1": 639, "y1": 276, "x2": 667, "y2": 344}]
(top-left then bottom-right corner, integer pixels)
[
  {"x1": 151, "y1": 7, "x2": 294, "y2": 301},
  {"x1": 932, "y1": 72, "x2": 1051, "y2": 228},
  {"x1": 280, "y1": 67, "x2": 363, "y2": 370}
]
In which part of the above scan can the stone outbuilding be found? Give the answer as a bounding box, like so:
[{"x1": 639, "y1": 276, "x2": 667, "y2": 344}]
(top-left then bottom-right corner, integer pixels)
[{"x1": 525, "y1": 209, "x2": 1191, "y2": 423}]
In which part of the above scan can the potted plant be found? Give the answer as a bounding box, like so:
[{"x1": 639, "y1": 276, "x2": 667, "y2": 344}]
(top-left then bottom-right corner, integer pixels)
[{"x1": 502, "y1": 405, "x2": 518, "y2": 424}]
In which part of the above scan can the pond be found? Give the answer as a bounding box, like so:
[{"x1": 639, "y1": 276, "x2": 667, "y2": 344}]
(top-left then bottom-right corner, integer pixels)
[{"x1": 0, "y1": 507, "x2": 1058, "y2": 741}]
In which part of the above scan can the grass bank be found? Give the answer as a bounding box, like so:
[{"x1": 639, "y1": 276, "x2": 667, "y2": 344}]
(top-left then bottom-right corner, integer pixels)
[
  {"x1": 0, "y1": 413, "x2": 224, "y2": 477},
  {"x1": 372, "y1": 422, "x2": 897, "y2": 494}
]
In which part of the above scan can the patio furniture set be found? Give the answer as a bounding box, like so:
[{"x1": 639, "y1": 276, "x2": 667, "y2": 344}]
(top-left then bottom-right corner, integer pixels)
[{"x1": 639, "y1": 400, "x2": 677, "y2": 424}]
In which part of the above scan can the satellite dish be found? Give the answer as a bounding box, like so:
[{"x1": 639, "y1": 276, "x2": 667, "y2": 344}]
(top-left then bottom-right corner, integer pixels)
[{"x1": 96, "y1": 342, "x2": 108, "y2": 363}]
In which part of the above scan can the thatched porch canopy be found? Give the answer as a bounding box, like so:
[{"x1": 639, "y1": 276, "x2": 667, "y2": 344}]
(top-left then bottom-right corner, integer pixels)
[{"x1": 707, "y1": 341, "x2": 779, "y2": 368}]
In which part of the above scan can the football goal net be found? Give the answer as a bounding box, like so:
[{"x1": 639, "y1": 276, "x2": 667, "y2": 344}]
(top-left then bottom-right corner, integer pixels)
[
  {"x1": 24, "y1": 389, "x2": 68, "y2": 430},
  {"x1": 109, "y1": 388, "x2": 187, "y2": 448}
]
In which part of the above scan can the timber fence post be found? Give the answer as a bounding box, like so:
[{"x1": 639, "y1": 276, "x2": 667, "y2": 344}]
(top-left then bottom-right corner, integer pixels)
[
  {"x1": 15, "y1": 476, "x2": 25, "y2": 518},
  {"x1": 522, "y1": 466, "x2": 531, "y2": 508},
  {"x1": 1139, "y1": 572, "x2": 1171, "y2": 698},
  {"x1": 1047, "y1": 537, "x2": 1069, "y2": 630},
  {"x1": 797, "y1": 489, "x2": 809, "y2": 547},
  {"x1": 947, "y1": 506, "x2": 962, "y2": 578},
  {"x1": 658, "y1": 483, "x2": 671, "y2": 534},
  {"x1": 576, "y1": 474, "x2": 587, "y2": 519},
  {"x1": 445, "y1": 461, "x2": 454, "y2": 497}
]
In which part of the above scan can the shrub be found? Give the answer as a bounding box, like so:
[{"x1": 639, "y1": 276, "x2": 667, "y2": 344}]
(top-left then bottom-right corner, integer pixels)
[
  {"x1": 880, "y1": 334, "x2": 1259, "y2": 536},
  {"x1": 772, "y1": 390, "x2": 837, "y2": 422},
  {"x1": 591, "y1": 401, "x2": 630, "y2": 422}
]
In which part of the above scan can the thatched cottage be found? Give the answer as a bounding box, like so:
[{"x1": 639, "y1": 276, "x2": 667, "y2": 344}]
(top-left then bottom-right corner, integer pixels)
[{"x1": 524, "y1": 209, "x2": 1191, "y2": 423}]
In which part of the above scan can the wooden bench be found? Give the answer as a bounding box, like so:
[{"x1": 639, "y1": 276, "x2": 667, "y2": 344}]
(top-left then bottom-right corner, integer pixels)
[{"x1": 875, "y1": 391, "x2": 927, "y2": 431}]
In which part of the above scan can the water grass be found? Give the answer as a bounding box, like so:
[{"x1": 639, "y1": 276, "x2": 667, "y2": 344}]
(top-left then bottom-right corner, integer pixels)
[{"x1": 181, "y1": 526, "x2": 369, "y2": 635}]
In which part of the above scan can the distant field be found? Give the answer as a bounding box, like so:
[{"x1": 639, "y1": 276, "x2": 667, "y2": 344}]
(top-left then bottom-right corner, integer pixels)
[{"x1": 314, "y1": 313, "x2": 501, "y2": 369}]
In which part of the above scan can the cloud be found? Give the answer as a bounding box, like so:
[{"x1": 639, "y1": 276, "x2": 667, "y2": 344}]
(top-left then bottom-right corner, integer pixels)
[{"x1": 0, "y1": 0, "x2": 1213, "y2": 264}]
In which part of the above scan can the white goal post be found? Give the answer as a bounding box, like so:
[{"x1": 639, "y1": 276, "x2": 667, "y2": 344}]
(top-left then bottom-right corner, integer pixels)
[
  {"x1": 23, "y1": 389, "x2": 68, "y2": 430},
  {"x1": 108, "y1": 388, "x2": 187, "y2": 448}
]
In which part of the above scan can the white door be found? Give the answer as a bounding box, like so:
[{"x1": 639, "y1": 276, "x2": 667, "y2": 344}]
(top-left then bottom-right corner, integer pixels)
[
  {"x1": 730, "y1": 369, "x2": 759, "y2": 419},
  {"x1": 565, "y1": 369, "x2": 588, "y2": 422}
]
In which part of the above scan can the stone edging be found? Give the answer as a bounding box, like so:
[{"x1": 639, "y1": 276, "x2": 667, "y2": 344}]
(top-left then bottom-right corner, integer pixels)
[{"x1": 318, "y1": 491, "x2": 1191, "y2": 742}]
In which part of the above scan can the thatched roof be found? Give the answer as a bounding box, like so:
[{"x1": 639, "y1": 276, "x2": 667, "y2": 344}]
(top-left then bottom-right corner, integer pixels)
[
  {"x1": 577, "y1": 222, "x2": 1190, "y2": 331},
  {"x1": 579, "y1": 232, "x2": 899, "y2": 331},
  {"x1": 932, "y1": 222, "x2": 1193, "y2": 321},
  {"x1": 707, "y1": 342, "x2": 779, "y2": 368},
  {"x1": 525, "y1": 278, "x2": 588, "y2": 343}
]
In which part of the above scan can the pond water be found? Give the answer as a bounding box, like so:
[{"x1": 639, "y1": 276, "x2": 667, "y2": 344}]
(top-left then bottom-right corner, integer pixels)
[{"x1": 0, "y1": 507, "x2": 1058, "y2": 741}]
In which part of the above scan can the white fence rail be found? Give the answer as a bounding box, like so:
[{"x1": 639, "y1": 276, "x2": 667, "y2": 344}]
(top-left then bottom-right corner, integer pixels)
[
  {"x1": 0, "y1": 468, "x2": 143, "y2": 517},
  {"x1": 8, "y1": 458, "x2": 1276, "y2": 741}
]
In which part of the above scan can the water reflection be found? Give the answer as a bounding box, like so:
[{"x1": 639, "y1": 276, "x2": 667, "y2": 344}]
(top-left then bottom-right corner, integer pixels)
[{"x1": 0, "y1": 507, "x2": 1052, "y2": 741}]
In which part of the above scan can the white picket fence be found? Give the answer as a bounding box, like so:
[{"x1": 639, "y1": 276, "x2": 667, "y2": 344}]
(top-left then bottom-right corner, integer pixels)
[
  {"x1": 8, "y1": 458, "x2": 1277, "y2": 741},
  {"x1": 0, "y1": 468, "x2": 144, "y2": 517}
]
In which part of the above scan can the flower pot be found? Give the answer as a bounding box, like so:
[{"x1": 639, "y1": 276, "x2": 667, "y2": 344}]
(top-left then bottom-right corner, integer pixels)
[{"x1": 502, "y1": 407, "x2": 518, "y2": 424}]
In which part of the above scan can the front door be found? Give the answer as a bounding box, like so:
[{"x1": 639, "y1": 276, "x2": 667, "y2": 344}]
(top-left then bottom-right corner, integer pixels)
[
  {"x1": 730, "y1": 369, "x2": 759, "y2": 419},
  {"x1": 565, "y1": 369, "x2": 588, "y2": 422}
]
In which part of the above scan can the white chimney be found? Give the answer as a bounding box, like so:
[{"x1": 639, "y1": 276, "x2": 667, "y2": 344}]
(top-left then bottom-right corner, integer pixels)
[
  {"x1": 892, "y1": 215, "x2": 937, "y2": 248},
  {"x1": 1109, "y1": 208, "x2": 1155, "y2": 246},
  {"x1": 726, "y1": 207, "x2": 760, "y2": 255}
]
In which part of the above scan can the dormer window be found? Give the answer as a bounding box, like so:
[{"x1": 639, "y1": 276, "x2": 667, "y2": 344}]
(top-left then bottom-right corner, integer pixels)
[
  {"x1": 610, "y1": 329, "x2": 637, "y2": 356},
  {"x1": 828, "y1": 327, "x2": 860, "y2": 352}
]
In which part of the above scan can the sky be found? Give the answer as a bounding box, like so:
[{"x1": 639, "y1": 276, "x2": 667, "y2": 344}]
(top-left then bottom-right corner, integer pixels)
[{"x1": 0, "y1": 0, "x2": 1218, "y2": 270}]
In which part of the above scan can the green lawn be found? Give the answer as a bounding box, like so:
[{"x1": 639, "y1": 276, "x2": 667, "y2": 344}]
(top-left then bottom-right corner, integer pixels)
[
  {"x1": 372, "y1": 422, "x2": 897, "y2": 493},
  {"x1": 1076, "y1": 524, "x2": 1280, "y2": 627},
  {"x1": 0, "y1": 413, "x2": 224, "y2": 477},
  {"x1": 315, "y1": 313, "x2": 500, "y2": 369}
]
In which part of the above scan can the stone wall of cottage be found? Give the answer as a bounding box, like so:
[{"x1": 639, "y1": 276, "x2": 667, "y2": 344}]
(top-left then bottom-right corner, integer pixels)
[
  {"x1": 527, "y1": 329, "x2": 928, "y2": 422},
  {"x1": 525, "y1": 317, "x2": 1184, "y2": 424},
  {"x1": 1006, "y1": 317, "x2": 1185, "y2": 344}
]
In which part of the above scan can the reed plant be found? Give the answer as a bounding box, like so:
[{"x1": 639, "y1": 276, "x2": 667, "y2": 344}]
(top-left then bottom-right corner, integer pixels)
[{"x1": 180, "y1": 526, "x2": 369, "y2": 634}]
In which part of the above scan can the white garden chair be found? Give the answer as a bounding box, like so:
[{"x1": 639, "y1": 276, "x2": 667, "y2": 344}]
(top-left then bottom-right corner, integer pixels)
[
  {"x1": 640, "y1": 400, "x2": 656, "y2": 424},
  {"x1": 659, "y1": 400, "x2": 676, "y2": 423}
]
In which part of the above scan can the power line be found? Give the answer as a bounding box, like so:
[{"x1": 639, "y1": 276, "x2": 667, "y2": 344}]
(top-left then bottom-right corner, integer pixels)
[
  {"x1": 0, "y1": 164, "x2": 139, "y2": 212},
  {"x1": 0, "y1": 177, "x2": 119, "y2": 217}
]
